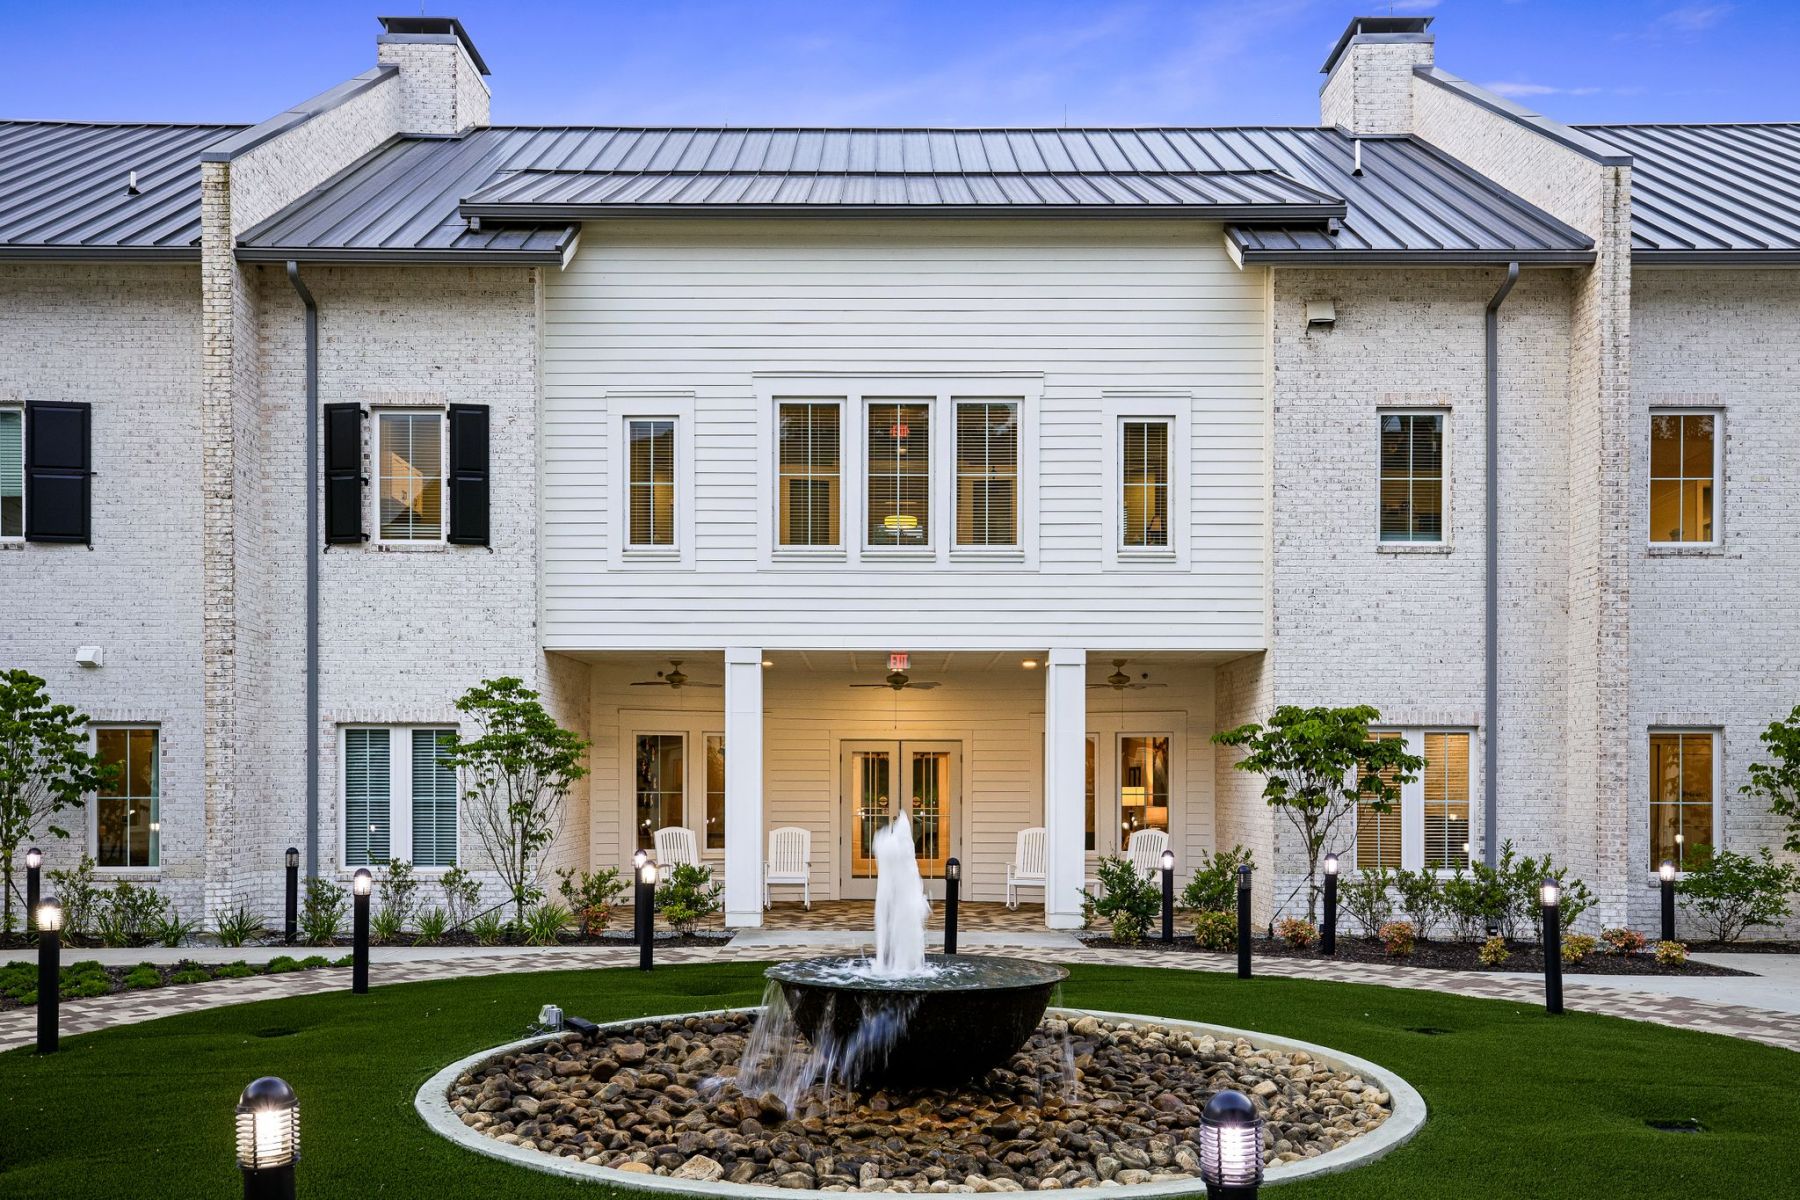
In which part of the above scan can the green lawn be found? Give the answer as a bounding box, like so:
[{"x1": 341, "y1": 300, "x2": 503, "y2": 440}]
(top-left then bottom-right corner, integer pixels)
[{"x1": 1, "y1": 963, "x2": 1796, "y2": 1198}]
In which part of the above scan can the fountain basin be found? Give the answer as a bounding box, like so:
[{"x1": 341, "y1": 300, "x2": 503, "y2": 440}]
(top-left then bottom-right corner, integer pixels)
[{"x1": 765, "y1": 955, "x2": 1068, "y2": 1086}]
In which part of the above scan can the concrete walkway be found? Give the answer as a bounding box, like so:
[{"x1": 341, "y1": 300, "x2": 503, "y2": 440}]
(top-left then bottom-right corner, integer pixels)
[{"x1": 4, "y1": 939, "x2": 1797, "y2": 1055}]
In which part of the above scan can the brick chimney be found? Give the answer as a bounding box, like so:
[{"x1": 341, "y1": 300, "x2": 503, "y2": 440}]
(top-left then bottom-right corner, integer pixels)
[
  {"x1": 377, "y1": 15, "x2": 491, "y2": 134},
  {"x1": 1319, "y1": 15, "x2": 1434, "y2": 135}
]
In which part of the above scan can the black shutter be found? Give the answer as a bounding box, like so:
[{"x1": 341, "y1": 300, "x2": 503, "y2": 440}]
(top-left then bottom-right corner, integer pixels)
[
  {"x1": 24, "y1": 401, "x2": 91, "y2": 544},
  {"x1": 323, "y1": 403, "x2": 366, "y2": 545},
  {"x1": 447, "y1": 403, "x2": 489, "y2": 546}
]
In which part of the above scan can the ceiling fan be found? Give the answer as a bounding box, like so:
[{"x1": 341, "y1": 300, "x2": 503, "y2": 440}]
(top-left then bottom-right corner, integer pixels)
[
  {"x1": 630, "y1": 659, "x2": 721, "y2": 690},
  {"x1": 852, "y1": 670, "x2": 941, "y2": 691},
  {"x1": 1089, "y1": 659, "x2": 1167, "y2": 691}
]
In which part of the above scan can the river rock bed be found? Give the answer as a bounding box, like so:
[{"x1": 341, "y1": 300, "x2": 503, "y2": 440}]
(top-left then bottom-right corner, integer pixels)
[{"x1": 448, "y1": 1011, "x2": 1393, "y2": 1191}]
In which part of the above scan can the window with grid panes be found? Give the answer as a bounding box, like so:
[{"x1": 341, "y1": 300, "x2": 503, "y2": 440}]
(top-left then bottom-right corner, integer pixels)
[
  {"x1": 867, "y1": 401, "x2": 931, "y2": 547},
  {"x1": 1650, "y1": 731, "x2": 1714, "y2": 871},
  {"x1": 1356, "y1": 732, "x2": 1405, "y2": 870},
  {"x1": 627, "y1": 418, "x2": 677, "y2": 547},
  {"x1": 1120, "y1": 420, "x2": 1169, "y2": 548},
  {"x1": 777, "y1": 402, "x2": 840, "y2": 547},
  {"x1": 1649, "y1": 412, "x2": 1717, "y2": 544},
  {"x1": 1379, "y1": 412, "x2": 1444, "y2": 542},
  {"x1": 377, "y1": 411, "x2": 445, "y2": 542},
  {"x1": 955, "y1": 401, "x2": 1018, "y2": 547}
]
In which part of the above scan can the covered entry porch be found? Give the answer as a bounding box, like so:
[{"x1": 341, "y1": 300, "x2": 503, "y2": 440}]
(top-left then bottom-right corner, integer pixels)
[{"x1": 572, "y1": 649, "x2": 1233, "y2": 929}]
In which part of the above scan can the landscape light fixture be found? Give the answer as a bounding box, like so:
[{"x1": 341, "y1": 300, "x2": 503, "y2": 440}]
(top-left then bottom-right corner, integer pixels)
[
  {"x1": 1322, "y1": 853, "x2": 1339, "y2": 956},
  {"x1": 1199, "y1": 1088, "x2": 1264, "y2": 1198},
  {"x1": 1236, "y1": 864, "x2": 1253, "y2": 980},
  {"x1": 1659, "y1": 859, "x2": 1677, "y2": 942},
  {"x1": 36, "y1": 897, "x2": 62, "y2": 1055},
  {"x1": 637, "y1": 859, "x2": 658, "y2": 972},
  {"x1": 1540, "y1": 876, "x2": 1563, "y2": 1016},
  {"x1": 235, "y1": 1076, "x2": 299, "y2": 1200},
  {"x1": 944, "y1": 857, "x2": 962, "y2": 955},
  {"x1": 351, "y1": 868, "x2": 373, "y2": 995},
  {"x1": 1160, "y1": 850, "x2": 1176, "y2": 943},
  {"x1": 24, "y1": 847, "x2": 42, "y2": 934},
  {"x1": 284, "y1": 847, "x2": 300, "y2": 945}
]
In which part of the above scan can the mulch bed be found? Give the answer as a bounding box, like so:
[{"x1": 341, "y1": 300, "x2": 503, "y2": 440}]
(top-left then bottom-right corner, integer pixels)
[
  {"x1": 1077, "y1": 934, "x2": 1757, "y2": 977},
  {"x1": 0, "y1": 955, "x2": 347, "y2": 1011}
]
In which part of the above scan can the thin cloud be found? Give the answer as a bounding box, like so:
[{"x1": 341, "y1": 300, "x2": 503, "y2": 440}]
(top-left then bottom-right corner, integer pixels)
[
  {"x1": 1387, "y1": 0, "x2": 1441, "y2": 10},
  {"x1": 1654, "y1": 4, "x2": 1735, "y2": 33},
  {"x1": 1483, "y1": 81, "x2": 1602, "y2": 98}
]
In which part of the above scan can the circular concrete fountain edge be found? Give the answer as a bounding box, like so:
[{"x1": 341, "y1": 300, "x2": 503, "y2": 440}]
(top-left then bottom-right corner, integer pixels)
[{"x1": 415, "y1": 1006, "x2": 1427, "y2": 1197}]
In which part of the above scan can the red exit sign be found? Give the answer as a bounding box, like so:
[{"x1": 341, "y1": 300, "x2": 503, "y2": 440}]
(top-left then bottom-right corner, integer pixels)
[{"x1": 888, "y1": 652, "x2": 910, "y2": 672}]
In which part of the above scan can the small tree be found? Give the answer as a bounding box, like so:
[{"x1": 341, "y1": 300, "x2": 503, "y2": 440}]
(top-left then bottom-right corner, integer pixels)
[
  {"x1": 1678, "y1": 845, "x2": 1799, "y2": 943},
  {"x1": 442, "y1": 677, "x2": 589, "y2": 929},
  {"x1": 1744, "y1": 705, "x2": 1800, "y2": 854},
  {"x1": 0, "y1": 671, "x2": 117, "y2": 936},
  {"x1": 1212, "y1": 705, "x2": 1423, "y2": 923}
]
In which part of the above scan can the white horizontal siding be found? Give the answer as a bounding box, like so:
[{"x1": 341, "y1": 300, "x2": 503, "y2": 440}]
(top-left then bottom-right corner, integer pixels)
[{"x1": 541, "y1": 219, "x2": 1268, "y2": 650}]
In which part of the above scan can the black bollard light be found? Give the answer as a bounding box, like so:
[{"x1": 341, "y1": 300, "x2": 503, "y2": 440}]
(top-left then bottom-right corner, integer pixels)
[
  {"x1": 1321, "y1": 853, "x2": 1339, "y2": 956},
  {"x1": 236, "y1": 1076, "x2": 300, "y2": 1200},
  {"x1": 24, "y1": 847, "x2": 42, "y2": 935},
  {"x1": 1160, "y1": 849, "x2": 1176, "y2": 943},
  {"x1": 944, "y1": 857, "x2": 961, "y2": 956},
  {"x1": 637, "y1": 858, "x2": 657, "y2": 972},
  {"x1": 1198, "y1": 1088, "x2": 1264, "y2": 1199},
  {"x1": 36, "y1": 897, "x2": 62, "y2": 1055},
  {"x1": 351, "y1": 868, "x2": 372, "y2": 995},
  {"x1": 1659, "y1": 859, "x2": 1677, "y2": 944},
  {"x1": 284, "y1": 848, "x2": 299, "y2": 946},
  {"x1": 1540, "y1": 876, "x2": 1563, "y2": 1016},
  {"x1": 632, "y1": 849, "x2": 650, "y2": 953},
  {"x1": 1235, "y1": 863, "x2": 1253, "y2": 980}
]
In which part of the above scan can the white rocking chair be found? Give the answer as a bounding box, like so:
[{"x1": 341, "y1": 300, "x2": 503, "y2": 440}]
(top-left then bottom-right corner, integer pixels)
[
  {"x1": 1006, "y1": 826, "x2": 1048, "y2": 909},
  {"x1": 764, "y1": 826, "x2": 812, "y2": 908},
  {"x1": 652, "y1": 826, "x2": 700, "y2": 882},
  {"x1": 1127, "y1": 828, "x2": 1170, "y2": 882}
]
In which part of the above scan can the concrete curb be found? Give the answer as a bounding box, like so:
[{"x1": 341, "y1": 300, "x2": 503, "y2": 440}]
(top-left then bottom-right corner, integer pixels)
[{"x1": 415, "y1": 1005, "x2": 1427, "y2": 1195}]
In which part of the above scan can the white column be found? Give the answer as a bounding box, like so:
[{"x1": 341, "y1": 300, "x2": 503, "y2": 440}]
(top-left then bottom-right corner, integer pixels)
[
  {"x1": 1043, "y1": 648, "x2": 1087, "y2": 929},
  {"x1": 723, "y1": 647, "x2": 765, "y2": 927}
]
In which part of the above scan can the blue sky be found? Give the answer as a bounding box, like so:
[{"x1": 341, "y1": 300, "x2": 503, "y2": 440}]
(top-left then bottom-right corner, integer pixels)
[{"x1": 1, "y1": 1, "x2": 1794, "y2": 127}]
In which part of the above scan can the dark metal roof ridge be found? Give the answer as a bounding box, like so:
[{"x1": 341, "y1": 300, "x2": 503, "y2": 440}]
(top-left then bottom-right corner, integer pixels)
[
  {"x1": 0, "y1": 119, "x2": 247, "y2": 131},
  {"x1": 200, "y1": 65, "x2": 399, "y2": 163},
  {"x1": 1321, "y1": 15, "x2": 1433, "y2": 78},
  {"x1": 473, "y1": 123, "x2": 1345, "y2": 134},
  {"x1": 1414, "y1": 67, "x2": 1631, "y2": 166},
  {"x1": 1579, "y1": 121, "x2": 1800, "y2": 130},
  {"x1": 234, "y1": 243, "x2": 568, "y2": 264},
  {"x1": 1633, "y1": 249, "x2": 1800, "y2": 265},
  {"x1": 459, "y1": 201, "x2": 1347, "y2": 223},
  {"x1": 1234, "y1": 245, "x2": 1595, "y2": 266}
]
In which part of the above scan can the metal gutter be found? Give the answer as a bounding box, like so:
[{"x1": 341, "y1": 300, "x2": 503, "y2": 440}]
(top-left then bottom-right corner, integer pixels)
[
  {"x1": 458, "y1": 201, "x2": 1346, "y2": 223},
  {"x1": 237, "y1": 244, "x2": 571, "y2": 264},
  {"x1": 286, "y1": 261, "x2": 321, "y2": 880},
  {"x1": 1484, "y1": 262, "x2": 1519, "y2": 872},
  {"x1": 1412, "y1": 68, "x2": 1632, "y2": 166},
  {"x1": 0, "y1": 245, "x2": 200, "y2": 262},
  {"x1": 1234, "y1": 247, "x2": 1594, "y2": 266},
  {"x1": 200, "y1": 66, "x2": 399, "y2": 163},
  {"x1": 1633, "y1": 250, "x2": 1800, "y2": 265}
]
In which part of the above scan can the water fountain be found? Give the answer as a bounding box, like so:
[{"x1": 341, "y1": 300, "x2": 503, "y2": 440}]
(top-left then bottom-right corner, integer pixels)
[{"x1": 751, "y1": 812, "x2": 1067, "y2": 1091}]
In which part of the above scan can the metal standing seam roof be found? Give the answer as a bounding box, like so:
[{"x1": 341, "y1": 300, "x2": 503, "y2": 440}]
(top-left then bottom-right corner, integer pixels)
[
  {"x1": 237, "y1": 125, "x2": 1595, "y2": 265},
  {"x1": 1579, "y1": 123, "x2": 1800, "y2": 262},
  {"x1": 0, "y1": 121, "x2": 243, "y2": 259}
]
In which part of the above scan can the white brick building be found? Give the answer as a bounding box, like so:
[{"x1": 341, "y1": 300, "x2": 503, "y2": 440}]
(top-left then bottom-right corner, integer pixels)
[{"x1": 2, "y1": 14, "x2": 1796, "y2": 936}]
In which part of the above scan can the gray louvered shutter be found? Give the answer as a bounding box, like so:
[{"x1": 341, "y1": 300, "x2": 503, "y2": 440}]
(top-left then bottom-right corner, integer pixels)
[
  {"x1": 447, "y1": 404, "x2": 489, "y2": 545},
  {"x1": 323, "y1": 403, "x2": 365, "y2": 545},
  {"x1": 24, "y1": 401, "x2": 91, "y2": 544}
]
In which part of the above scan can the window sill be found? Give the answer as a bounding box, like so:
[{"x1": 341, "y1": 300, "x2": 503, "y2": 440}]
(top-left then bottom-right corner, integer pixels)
[
  {"x1": 94, "y1": 869, "x2": 161, "y2": 880},
  {"x1": 772, "y1": 549, "x2": 848, "y2": 564},
  {"x1": 1646, "y1": 544, "x2": 1729, "y2": 558},
  {"x1": 950, "y1": 548, "x2": 1026, "y2": 563},
  {"x1": 0, "y1": 541, "x2": 24, "y2": 551},
  {"x1": 1377, "y1": 542, "x2": 1452, "y2": 554},
  {"x1": 862, "y1": 548, "x2": 937, "y2": 561},
  {"x1": 373, "y1": 541, "x2": 447, "y2": 553}
]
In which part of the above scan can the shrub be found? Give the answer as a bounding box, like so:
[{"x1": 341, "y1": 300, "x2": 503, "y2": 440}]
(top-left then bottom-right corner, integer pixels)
[
  {"x1": 300, "y1": 876, "x2": 347, "y2": 946},
  {"x1": 152, "y1": 910, "x2": 202, "y2": 948},
  {"x1": 1192, "y1": 908, "x2": 1236, "y2": 951},
  {"x1": 1341, "y1": 867, "x2": 1395, "y2": 936},
  {"x1": 468, "y1": 910, "x2": 506, "y2": 946},
  {"x1": 1677, "y1": 846, "x2": 1799, "y2": 943},
  {"x1": 1378, "y1": 919, "x2": 1416, "y2": 957},
  {"x1": 264, "y1": 955, "x2": 301, "y2": 974},
  {"x1": 299, "y1": 955, "x2": 330, "y2": 969},
  {"x1": 1394, "y1": 869, "x2": 1444, "y2": 940},
  {"x1": 1601, "y1": 927, "x2": 1648, "y2": 956},
  {"x1": 169, "y1": 967, "x2": 210, "y2": 985},
  {"x1": 95, "y1": 880, "x2": 170, "y2": 947},
  {"x1": 439, "y1": 866, "x2": 483, "y2": 930},
  {"x1": 376, "y1": 859, "x2": 420, "y2": 933},
  {"x1": 522, "y1": 901, "x2": 572, "y2": 946},
  {"x1": 1561, "y1": 932, "x2": 1598, "y2": 964},
  {"x1": 1654, "y1": 940, "x2": 1689, "y2": 967},
  {"x1": 1084, "y1": 856, "x2": 1159, "y2": 945},
  {"x1": 414, "y1": 906, "x2": 449, "y2": 946},
  {"x1": 211, "y1": 961, "x2": 256, "y2": 979},
  {"x1": 212, "y1": 901, "x2": 267, "y2": 948},
  {"x1": 557, "y1": 867, "x2": 626, "y2": 936},
  {"x1": 655, "y1": 863, "x2": 724, "y2": 934},
  {"x1": 331, "y1": 954, "x2": 354, "y2": 968},
  {"x1": 122, "y1": 964, "x2": 162, "y2": 990},
  {"x1": 1179, "y1": 846, "x2": 1255, "y2": 915},
  {"x1": 1275, "y1": 916, "x2": 1318, "y2": 949},
  {"x1": 60, "y1": 960, "x2": 111, "y2": 999},
  {"x1": 370, "y1": 905, "x2": 404, "y2": 946},
  {"x1": 1438, "y1": 869, "x2": 1491, "y2": 943},
  {"x1": 1477, "y1": 934, "x2": 1510, "y2": 967},
  {"x1": 45, "y1": 856, "x2": 103, "y2": 940}
]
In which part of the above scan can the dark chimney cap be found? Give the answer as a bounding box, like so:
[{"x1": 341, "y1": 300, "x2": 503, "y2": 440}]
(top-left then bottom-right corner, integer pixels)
[
  {"x1": 1321, "y1": 15, "x2": 1434, "y2": 76},
  {"x1": 378, "y1": 15, "x2": 490, "y2": 76}
]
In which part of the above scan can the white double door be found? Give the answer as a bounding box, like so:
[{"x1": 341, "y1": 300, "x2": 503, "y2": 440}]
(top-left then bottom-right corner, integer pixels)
[{"x1": 840, "y1": 740, "x2": 960, "y2": 900}]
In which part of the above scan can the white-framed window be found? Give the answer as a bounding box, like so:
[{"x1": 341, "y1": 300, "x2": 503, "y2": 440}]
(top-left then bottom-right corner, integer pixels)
[
  {"x1": 777, "y1": 401, "x2": 842, "y2": 549},
  {"x1": 94, "y1": 726, "x2": 159, "y2": 869},
  {"x1": 627, "y1": 417, "x2": 678, "y2": 548},
  {"x1": 1102, "y1": 395, "x2": 1187, "y2": 566},
  {"x1": 341, "y1": 726, "x2": 458, "y2": 868},
  {"x1": 955, "y1": 400, "x2": 1019, "y2": 548},
  {"x1": 1119, "y1": 419, "x2": 1170, "y2": 549},
  {"x1": 0, "y1": 406, "x2": 22, "y2": 540},
  {"x1": 1649, "y1": 409, "x2": 1720, "y2": 546},
  {"x1": 1379, "y1": 410, "x2": 1446, "y2": 544},
  {"x1": 866, "y1": 398, "x2": 934, "y2": 551},
  {"x1": 375, "y1": 409, "x2": 446, "y2": 544},
  {"x1": 1356, "y1": 729, "x2": 1474, "y2": 872},
  {"x1": 1650, "y1": 729, "x2": 1719, "y2": 873},
  {"x1": 607, "y1": 394, "x2": 695, "y2": 567}
]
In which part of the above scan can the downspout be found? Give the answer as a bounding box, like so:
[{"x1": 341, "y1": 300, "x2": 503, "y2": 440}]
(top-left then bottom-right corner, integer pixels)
[
  {"x1": 1484, "y1": 261, "x2": 1519, "y2": 871},
  {"x1": 286, "y1": 261, "x2": 320, "y2": 878}
]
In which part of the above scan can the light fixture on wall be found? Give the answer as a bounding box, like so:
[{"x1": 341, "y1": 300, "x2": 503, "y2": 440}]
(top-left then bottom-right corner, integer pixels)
[{"x1": 1021, "y1": 659, "x2": 1039, "y2": 669}]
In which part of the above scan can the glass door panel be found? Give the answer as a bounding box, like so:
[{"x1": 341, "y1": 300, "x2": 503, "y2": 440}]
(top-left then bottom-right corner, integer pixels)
[
  {"x1": 848, "y1": 747, "x2": 894, "y2": 885},
  {"x1": 911, "y1": 750, "x2": 951, "y2": 879},
  {"x1": 841, "y1": 741, "x2": 959, "y2": 899}
]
